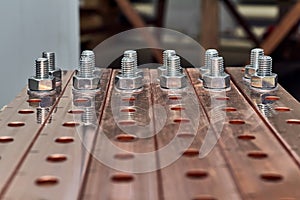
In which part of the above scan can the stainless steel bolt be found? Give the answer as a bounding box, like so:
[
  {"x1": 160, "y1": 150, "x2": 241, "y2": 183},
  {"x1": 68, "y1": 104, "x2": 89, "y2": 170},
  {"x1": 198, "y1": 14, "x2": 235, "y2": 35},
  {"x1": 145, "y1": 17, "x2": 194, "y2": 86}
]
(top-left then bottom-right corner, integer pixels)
[
  {"x1": 73, "y1": 56, "x2": 100, "y2": 90},
  {"x1": 81, "y1": 107, "x2": 96, "y2": 125},
  {"x1": 158, "y1": 50, "x2": 176, "y2": 78},
  {"x1": 160, "y1": 55, "x2": 187, "y2": 89},
  {"x1": 123, "y1": 50, "x2": 143, "y2": 78},
  {"x1": 115, "y1": 57, "x2": 143, "y2": 90},
  {"x1": 42, "y1": 51, "x2": 62, "y2": 82},
  {"x1": 250, "y1": 55, "x2": 278, "y2": 90},
  {"x1": 199, "y1": 49, "x2": 218, "y2": 80},
  {"x1": 28, "y1": 58, "x2": 55, "y2": 93},
  {"x1": 202, "y1": 57, "x2": 230, "y2": 90},
  {"x1": 244, "y1": 48, "x2": 264, "y2": 79},
  {"x1": 81, "y1": 50, "x2": 101, "y2": 77}
]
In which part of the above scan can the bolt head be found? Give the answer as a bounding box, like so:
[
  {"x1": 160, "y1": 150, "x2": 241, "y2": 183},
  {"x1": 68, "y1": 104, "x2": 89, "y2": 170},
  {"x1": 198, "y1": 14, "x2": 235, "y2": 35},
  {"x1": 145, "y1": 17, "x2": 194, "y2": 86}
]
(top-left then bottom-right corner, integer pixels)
[
  {"x1": 73, "y1": 75, "x2": 100, "y2": 90},
  {"x1": 251, "y1": 73, "x2": 278, "y2": 89},
  {"x1": 244, "y1": 65, "x2": 256, "y2": 79},
  {"x1": 160, "y1": 74, "x2": 187, "y2": 89},
  {"x1": 49, "y1": 68, "x2": 62, "y2": 82},
  {"x1": 28, "y1": 76, "x2": 55, "y2": 91},
  {"x1": 203, "y1": 73, "x2": 230, "y2": 89},
  {"x1": 115, "y1": 75, "x2": 143, "y2": 90}
]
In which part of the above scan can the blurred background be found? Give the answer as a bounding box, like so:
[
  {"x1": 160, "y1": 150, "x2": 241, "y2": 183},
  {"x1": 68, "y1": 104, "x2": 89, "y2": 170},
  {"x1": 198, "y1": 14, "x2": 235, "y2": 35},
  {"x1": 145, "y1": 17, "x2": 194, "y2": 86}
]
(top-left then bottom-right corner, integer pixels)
[{"x1": 0, "y1": 0, "x2": 300, "y2": 107}]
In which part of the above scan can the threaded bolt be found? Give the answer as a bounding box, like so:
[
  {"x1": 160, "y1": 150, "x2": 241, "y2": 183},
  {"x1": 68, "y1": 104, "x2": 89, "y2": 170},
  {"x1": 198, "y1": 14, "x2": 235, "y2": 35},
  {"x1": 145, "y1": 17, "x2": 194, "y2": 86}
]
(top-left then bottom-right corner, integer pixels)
[
  {"x1": 121, "y1": 57, "x2": 135, "y2": 78},
  {"x1": 124, "y1": 50, "x2": 137, "y2": 71},
  {"x1": 81, "y1": 107, "x2": 96, "y2": 125},
  {"x1": 35, "y1": 58, "x2": 49, "y2": 79},
  {"x1": 250, "y1": 48, "x2": 264, "y2": 69},
  {"x1": 37, "y1": 107, "x2": 51, "y2": 124},
  {"x1": 42, "y1": 52, "x2": 55, "y2": 71},
  {"x1": 210, "y1": 57, "x2": 224, "y2": 76},
  {"x1": 205, "y1": 49, "x2": 218, "y2": 69},
  {"x1": 81, "y1": 50, "x2": 95, "y2": 70},
  {"x1": 79, "y1": 56, "x2": 93, "y2": 78},
  {"x1": 167, "y1": 55, "x2": 181, "y2": 76},
  {"x1": 163, "y1": 50, "x2": 176, "y2": 67},
  {"x1": 257, "y1": 56, "x2": 272, "y2": 76}
]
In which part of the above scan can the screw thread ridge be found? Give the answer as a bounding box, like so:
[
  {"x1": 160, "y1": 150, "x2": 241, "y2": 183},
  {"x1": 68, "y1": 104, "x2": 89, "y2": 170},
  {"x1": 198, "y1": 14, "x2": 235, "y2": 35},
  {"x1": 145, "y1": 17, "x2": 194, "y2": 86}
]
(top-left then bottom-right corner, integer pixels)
[
  {"x1": 210, "y1": 57, "x2": 224, "y2": 76},
  {"x1": 163, "y1": 50, "x2": 176, "y2": 67},
  {"x1": 167, "y1": 55, "x2": 181, "y2": 76},
  {"x1": 79, "y1": 56, "x2": 93, "y2": 78},
  {"x1": 81, "y1": 107, "x2": 96, "y2": 124},
  {"x1": 124, "y1": 50, "x2": 138, "y2": 71},
  {"x1": 205, "y1": 49, "x2": 218, "y2": 69},
  {"x1": 35, "y1": 58, "x2": 49, "y2": 79},
  {"x1": 81, "y1": 50, "x2": 95, "y2": 70},
  {"x1": 250, "y1": 48, "x2": 264, "y2": 69},
  {"x1": 42, "y1": 52, "x2": 55, "y2": 71},
  {"x1": 122, "y1": 57, "x2": 135, "y2": 78},
  {"x1": 257, "y1": 56, "x2": 272, "y2": 76}
]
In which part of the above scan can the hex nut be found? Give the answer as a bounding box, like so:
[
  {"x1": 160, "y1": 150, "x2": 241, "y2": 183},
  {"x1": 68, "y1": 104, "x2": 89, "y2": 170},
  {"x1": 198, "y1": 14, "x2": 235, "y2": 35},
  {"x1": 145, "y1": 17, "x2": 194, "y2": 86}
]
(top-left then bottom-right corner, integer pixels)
[
  {"x1": 203, "y1": 73, "x2": 230, "y2": 89},
  {"x1": 158, "y1": 66, "x2": 167, "y2": 78},
  {"x1": 49, "y1": 68, "x2": 62, "y2": 82},
  {"x1": 73, "y1": 75, "x2": 100, "y2": 90},
  {"x1": 115, "y1": 75, "x2": 143, "y2": 90},
  {"x1": 93, "y1": 68, "x2": 102, "y2": 77},
  {"x1": 199, "y1": 66, "x2": 209, "y2": 80},
  {"x1": 160, "y1": 74, "x2": 187, "y2": 89},
  {"x1": 250, "y1": 73, "x2": 278, "y2": 90},
  {"x1": 28, "y1": 76, "x2": 55, "y2": 91},
  {"x1": 244, "y1": 65, "x2": 256, "y2": 79},
  {"x1": 136, "y1": 68, "x2": 144, "y2": 78}
]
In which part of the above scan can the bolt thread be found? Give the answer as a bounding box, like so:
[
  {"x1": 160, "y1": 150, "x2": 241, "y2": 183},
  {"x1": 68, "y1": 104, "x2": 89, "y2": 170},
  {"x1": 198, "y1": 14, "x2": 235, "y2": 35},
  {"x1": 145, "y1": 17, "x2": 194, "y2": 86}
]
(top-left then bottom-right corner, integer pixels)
[
  {"x1": 42, "y1": 52, "x2": 55, "y2": 71},
  {"x1": 250, "y1": 48, "x2": 264, "y2": 69},
  {"x1": 257, "y1": 104, "x2": 272, "y2": 118},
  {"x1": 79, "y1": 56, "x2": 93, "y2": 78},
  {"x1": 210, "y1": 57, "x2": 224, "y2": 76},
  {"x1": 37, "y1": 107, "x2": 51, "y2": 124},
  {"x1": 81, "y1": 107, "x2": 95, "y2": 124},
  {"x1": 124, "y1": 50, "x2": 138, "y2": 71},
  {"x1": 81, "y1": 50, "x2": 95, "y2": 70},
  {"x1": 122, "y1": 57, "x2": 135, "y2": 78},
  {"x1": 35, "y1": 58, "x2": 49, "y2": 79},
  {"x1": 257, "y1": 56, "x2": 272, "y2": 76},
  {"x1": 205, "y1": 49, "x2": 218, "y2": 69},
  {"x1": 167, "y1": 55, "x2": 181, "y2": 76},
  {"x1": 163, "y1": 50, "x2": 176, "y2": 67}
]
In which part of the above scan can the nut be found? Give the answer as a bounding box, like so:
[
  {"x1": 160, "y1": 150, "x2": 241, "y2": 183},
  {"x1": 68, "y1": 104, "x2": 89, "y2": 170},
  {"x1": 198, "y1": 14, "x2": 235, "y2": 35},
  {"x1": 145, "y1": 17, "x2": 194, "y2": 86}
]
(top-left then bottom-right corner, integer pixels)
[
  {"x1": 203, "y1": 73, "x2": 230, "y2": 89},
  {"x1": 158, "y1": 66, "x2": 167, "y2": 78},
  {"x1": 136, "y1": 68, "x2": 144, "y2": 78},
  {"x1": 49, "y1": 68, "x2": 62, "y2": 82},
  {"x1": 73, "y1": 75, "x2": 100, "y2": 90},
  {"x1": 28, "y1": 76, "x2": 55, "y2": 91},
  {"x1": 244, "y1": 65, "x2": 256, "y2": 79},
  {"x1": 115, "y1": 75, "x2": 143, "y2": 90},
  {"x1": 199, "y1": 66, "x2": 209, "y2": 80},
  {"x1": 160, "y1": 74, "x2": 187, "y2": 89},
  {"x1": 250, "y1": 73, "x2": 278, "y2": 90},
  {"x1": 93, "y1": 67, "x2": 102, "y2": 77}
]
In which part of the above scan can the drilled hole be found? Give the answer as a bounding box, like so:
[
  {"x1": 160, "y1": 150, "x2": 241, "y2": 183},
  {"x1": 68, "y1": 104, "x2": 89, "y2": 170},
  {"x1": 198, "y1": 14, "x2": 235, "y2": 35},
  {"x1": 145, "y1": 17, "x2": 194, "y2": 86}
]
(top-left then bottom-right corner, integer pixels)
[
  {"x1": 120, "y1": 108, "x2": 136, "y2": 113},
  {"x1": 170, "y1": 106, "x2": 185, "y2": 111},
  {"x1": 222, "y1": 107, "x2": 237, "y2": 112},
  {"x1": 275, "y1": 107, "x2": 291, "y2": 112},
  {"x1": 27, "y1": 99, "x2": 41, "y2": 103},
  {"x1": 118, "y1": 120, "x2": 136, "y2": 126},
  {"x1": 229, "y1": 120, "x2": 245, "y2": 125},
  {"x1": 55, "y1": 137, "x2": 74, "y2": 143},
  {"x1": 186, "y1": 169, "x2": 208, "y2": 179},
  {"x1": 35, "y1": 176, "x2": 59, "y2": 186},
  {"x1": 174, "y1": 118, "x2": 190, "y2": 123},
  {"x1": 122, "y1": 97, "x2": 136, "y2": 102},
  {"x1": 0, "y1": 136, "x2": 14, "y2": 143},
  {"x1": 237, "y1": 134, "x2": 256, "y2": 140},
  {"x1": 74, "y1": 98, "x2": 89, "y2": 103},
  {"x1": 18, "y1": 109, "x2": 34, "y2": 114},
  {"x1": 7, "y1": 122, "x2": 25, "y2": 127},
  {"x1": 114, "y1": 153, "x2": 135, "y2": 160},
  {"x1": 68, "y1": 109, "x2": 84, "y2": 114},
  {"x1": 260, "y1": 173, "x2": 283, "y2": 182},
  {"x1": 192, "y1": 195, "x2": 217, "y2": 200},
  {"x1": 111, "y1": 173, "x2": 134, "y2": 183},
  {"x1": 241, "y1": 68, "x2": 245, "y2": 72},
  {"x1": 62, "y1": 122, "x2": 80, "y2": 127},
  {"x1": 247, "y1": 151, "x2": 268, "y2": 159},
  {"x1": 183, "y1": 148, "x2": 199, "y2": 157},
  {"x1": 46, "y1": 154, "x2": 67, "y2": 162},
  {"x1": 265, "y1": 96, "x2": 280, "y2": 101},
  {"x1": 177, "y1": 133, "x2": 195, "y2": 138},
  {"x1": 286, "y1": 119, "x2": 300, "y2": 125},
  {"x1": 215, "y1": 97, "x2": 229, "y2": 101},
  {"x1": 115, "y1": 134, "x2": 137, "y2": 142},
  {"x1": 168, "y1": 95, "x2": 182, "y2": 100}
]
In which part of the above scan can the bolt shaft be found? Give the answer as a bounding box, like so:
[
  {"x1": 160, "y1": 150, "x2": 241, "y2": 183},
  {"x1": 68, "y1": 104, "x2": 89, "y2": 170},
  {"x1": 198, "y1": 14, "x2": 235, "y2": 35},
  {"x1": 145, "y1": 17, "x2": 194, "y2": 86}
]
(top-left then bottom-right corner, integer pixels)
[
  {"x1": 124, "y1": 50, "x2": 138, "y2": 72},
  {"x1": 163, "y1": 50, "x2": 176, "y2": 67},
  {"x1": 35, "y1": 58, "x2": 49, "y2": 79},
  {"x1": 205, "y1": 49, "x2": 218, "y2": 69},
  {"x1": 81, "y1": 107, "x2": 96, "y2": 125},
  {"x1": 167, "y1": 55, "x2": 181, "y2": 76},
  {"x1": 257, "y1": 56, "x2": 272, "y2": 76},
  {"x1": 79, "y1": 56, "x2": 93, "y2": 78},
  {"x1": 210, "y1": 57, "x2": 224, "y2": 76},
  {"x1": 81, "y1": 50, "x2": 95, "y2": 70},
  {"x1": 250, "y1": 48, "x2": 264, "y2": 69},
  {"x1": 122, "y1": 57, "x2": 135, "y2": 78},
  {"x1": 42, "y1": 52, "x2": 55, "y2": 71}
]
